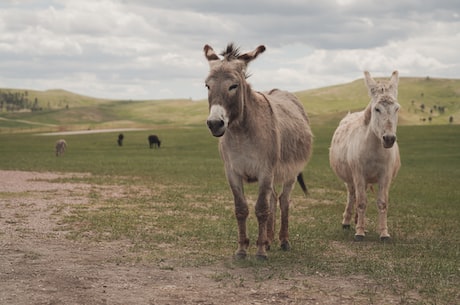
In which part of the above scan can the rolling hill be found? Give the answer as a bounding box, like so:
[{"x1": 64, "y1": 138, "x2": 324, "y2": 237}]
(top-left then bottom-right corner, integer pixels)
[{"x1": 0, "y1": 77, "x2": 458, "y2": 134}]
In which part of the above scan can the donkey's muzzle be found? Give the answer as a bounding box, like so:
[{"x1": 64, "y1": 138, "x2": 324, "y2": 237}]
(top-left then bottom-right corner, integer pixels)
[
  {"x1": 382, "y1": 135, "x2": 396, "y2": 148},
  {"x1": 207, "y1": 119, "x2": 226, "y2": 137}
]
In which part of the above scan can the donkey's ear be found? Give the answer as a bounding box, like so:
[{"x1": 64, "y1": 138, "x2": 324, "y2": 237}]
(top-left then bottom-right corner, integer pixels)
[
  {"x1": 388, "y1": 70, "x2": 399, "y2": 98},
  {"x1": 363, "y1": 103, "x2": 372, "y2": 125},
  {"x1": 204, "y1": 44, "x2": 220, "y2": 62},
  {"x1": 364, "y1": 71, "x2": 378, "y2": 98},
  {"x1": 238, "y1": 45, "x2": 266, "y2": 65}
]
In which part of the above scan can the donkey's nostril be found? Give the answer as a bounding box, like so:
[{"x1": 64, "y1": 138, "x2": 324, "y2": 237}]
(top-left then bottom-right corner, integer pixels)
[
  {"x1": 206, "y1": 119, "x2": 226, "y2": 137},
  {"x1": 382, "y1": 135, "x2": 396, "y2": 147},
  {"x1": 383, "y1": 135, "x2": 395, "y2": 142},
  {"x1": 207, "y1": 119, "x2": 224, "y2": 130}
]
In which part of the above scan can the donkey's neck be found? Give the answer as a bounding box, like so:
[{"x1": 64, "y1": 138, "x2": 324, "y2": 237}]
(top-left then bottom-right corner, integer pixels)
[
  {"x1": 233, "y1": 87, "x2": 259, "y2": 125},
  {"x1": 364, "y1": 122, "x2": 383, "y2": 150},
  {"x1": 227, "y1": 89, "x2": 270, "y2": 138}
]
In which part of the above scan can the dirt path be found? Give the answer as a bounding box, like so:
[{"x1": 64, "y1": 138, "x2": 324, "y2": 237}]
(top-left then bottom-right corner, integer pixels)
[
  {"x1": 37, "y1": 128, "x2": 148, "y2": 136},
  {"x1": 0, "y1": 170, "x2": 398, "y2": 305}
]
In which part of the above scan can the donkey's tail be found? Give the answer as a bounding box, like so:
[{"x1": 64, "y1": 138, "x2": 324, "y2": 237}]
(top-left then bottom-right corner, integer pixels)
[{"x1": 297, "y1": 173, "x2": 308, "y2": 196}]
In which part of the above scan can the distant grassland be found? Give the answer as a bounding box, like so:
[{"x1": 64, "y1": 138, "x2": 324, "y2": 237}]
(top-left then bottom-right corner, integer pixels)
[
  {"x1": 297, "y1": 77, "x2": 460, "y2": 126},
  {"x1": 0, "y1": 76, "x2": 459, "y2": 134},
  {"x1": 0, "y1": 124, "x2": 458, "y2": 303}
]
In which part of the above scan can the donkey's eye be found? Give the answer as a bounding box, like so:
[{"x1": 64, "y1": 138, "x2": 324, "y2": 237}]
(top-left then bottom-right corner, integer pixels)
[
  {"x1": 205, "y1": 84, "x2": 210, "y2": 90},
  {"x1": 375, "y1": 108, "x2": 381, "y2": 113},
  {"x1": 229, "y1": 84, "x2": 238, "y2": 91}
]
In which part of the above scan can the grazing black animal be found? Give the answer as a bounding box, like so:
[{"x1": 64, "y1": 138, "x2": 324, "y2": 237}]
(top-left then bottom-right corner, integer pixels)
[
  {"x1": 117, "y1": 133, "x2": 124, "y2": 146},
  {"x1": 148, "y1": 135, "x2": 161, "y2": 149}
]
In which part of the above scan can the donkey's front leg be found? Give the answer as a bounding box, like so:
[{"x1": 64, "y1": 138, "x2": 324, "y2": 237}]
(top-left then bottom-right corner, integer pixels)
[
  {"x1": 377, "y1": 182, "x2": 391, "y2": 241},
  {"x1": 254, "y1": 179, "x2": 274, "y2": 260},
  {"x1": 228, "y1": 178, "x2": 250, "y2": 259},
  {"x1": 354, "y1": 179, "x2": 368, "y2": 241}
]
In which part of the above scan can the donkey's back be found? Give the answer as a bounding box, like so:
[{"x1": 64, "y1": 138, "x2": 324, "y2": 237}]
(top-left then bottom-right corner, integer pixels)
[{"x1": 266, "y1": 89, "x2": 308, "y2": 120}]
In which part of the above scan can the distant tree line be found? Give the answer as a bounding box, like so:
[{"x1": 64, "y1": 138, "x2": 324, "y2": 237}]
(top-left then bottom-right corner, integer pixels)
[
  {"x1": 0, "y1": 90, "x2": 42, "y2": 112},
  {"x1": 408, "y1": 89, "x2": 455, "y2": 124}
]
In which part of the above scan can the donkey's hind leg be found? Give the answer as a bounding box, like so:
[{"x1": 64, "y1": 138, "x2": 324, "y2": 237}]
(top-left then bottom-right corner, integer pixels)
[{"x1": 279, "y1": 179, "x2": 296, "y2": 251}]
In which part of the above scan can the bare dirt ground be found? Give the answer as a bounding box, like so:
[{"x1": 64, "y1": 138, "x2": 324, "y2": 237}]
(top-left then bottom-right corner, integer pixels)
[{"x1": 0, "y1": 170, "x2": 400, "y2": 305}]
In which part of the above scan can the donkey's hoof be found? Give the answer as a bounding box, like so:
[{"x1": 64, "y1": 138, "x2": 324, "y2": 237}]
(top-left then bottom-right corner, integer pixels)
[
  {"x1": 234, "y1": 250, "x2": 247, "y2": 260},
  {"x1": 255, "y1": 254, "x2": 268, "y2": 261},
  {"x1": 380, "y1": 236, "x2": 391, "y2": 242},
  {"x1": 280, "y1": 241, "x2": 291, "y2": 251},
  {"x1": 354, "y1": 234, "x2": 365, "y2": 242},
  {"x1": 342, "y1": 224, "x2": 351, "y2": 230}
]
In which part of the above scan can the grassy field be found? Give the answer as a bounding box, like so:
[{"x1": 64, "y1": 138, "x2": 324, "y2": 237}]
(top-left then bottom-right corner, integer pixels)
[
  {"x1": 0, "y1": 76, "x2": 459, "y2": 303},
  {"x1": 1, "y1": 76, "x2": 459, "y2": 134},
  {"x1": 0, "y1": 123, "x2": 459, "y2": 304}
]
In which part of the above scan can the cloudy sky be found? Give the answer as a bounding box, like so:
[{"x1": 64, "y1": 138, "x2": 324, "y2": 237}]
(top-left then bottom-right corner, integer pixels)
[{"x1": 0, "y1": 0, "x2": 459, "y2": 100}]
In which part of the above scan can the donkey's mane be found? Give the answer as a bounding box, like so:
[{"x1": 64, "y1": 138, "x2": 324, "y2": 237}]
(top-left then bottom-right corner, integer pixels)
[
  {"x1": 370, "y1": 82, "x2": 396, "y2": 97},
  {"x1": 377, "y1": 94, "x2": 396, "y2": 104},
  {"x1": 220, "y1": 43, "x2": 241, "y2": 61},
  {"x1": 218, "y1": 43, "x2": 251, "y2": 79}
]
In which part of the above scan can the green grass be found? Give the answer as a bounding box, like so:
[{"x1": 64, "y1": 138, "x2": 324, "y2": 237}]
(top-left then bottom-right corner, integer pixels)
[
  {"x1": 0, "y1": 124, "x2": 458, "y2": 303},
  {"x1": 1, "y1": 77, "x2": 459, "y2": 134}
]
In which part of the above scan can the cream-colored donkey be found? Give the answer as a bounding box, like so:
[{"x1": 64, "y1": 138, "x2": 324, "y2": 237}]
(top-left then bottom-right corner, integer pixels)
[{"x1": 329, "y1": 71, "x2": 401, "y2": 241}]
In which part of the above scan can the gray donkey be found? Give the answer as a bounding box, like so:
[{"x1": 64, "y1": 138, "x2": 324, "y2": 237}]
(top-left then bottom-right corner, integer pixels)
[{"x1": 204, "y1": 43, "x2": 313, "y2": 259}]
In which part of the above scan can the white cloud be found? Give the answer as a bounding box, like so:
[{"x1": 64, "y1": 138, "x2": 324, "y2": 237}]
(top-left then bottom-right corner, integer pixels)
[{"x1": 0, "y1": 0, "x2": 458, "y2": 100}]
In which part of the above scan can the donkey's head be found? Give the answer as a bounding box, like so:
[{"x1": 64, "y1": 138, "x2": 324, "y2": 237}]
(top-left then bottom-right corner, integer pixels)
[
  {"x1": 204, "y1": 43, "x2": 265, "y2": 137},
  {"x1": 364, "y1": 71, "x2": 400, "y2": 149}
]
